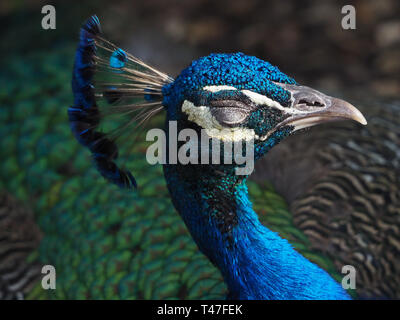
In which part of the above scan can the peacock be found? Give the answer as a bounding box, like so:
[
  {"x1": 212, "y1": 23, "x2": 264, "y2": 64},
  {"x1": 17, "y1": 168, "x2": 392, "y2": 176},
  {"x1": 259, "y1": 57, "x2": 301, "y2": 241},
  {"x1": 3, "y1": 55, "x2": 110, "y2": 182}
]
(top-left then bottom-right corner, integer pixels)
[
  {"x1": 1, "y1": 15, "x2": 398, "y2": 300},
  {"x1": 68, "y1": 15, "x2": 368, "y2": 300}
]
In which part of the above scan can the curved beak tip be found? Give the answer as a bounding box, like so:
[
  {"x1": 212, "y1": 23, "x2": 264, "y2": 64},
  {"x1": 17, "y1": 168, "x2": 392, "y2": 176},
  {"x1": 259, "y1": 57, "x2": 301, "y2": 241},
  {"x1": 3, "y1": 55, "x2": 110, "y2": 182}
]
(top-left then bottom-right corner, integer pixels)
[
  {"x1": 346, "y1": 101, "x2": 367, "y2": 126},
  {"x1": 358, "y1": 116, "x2": 368, "y2": 126},
  {"x1": 332, "y1": 98, "x2": 367, "y2": 126}
]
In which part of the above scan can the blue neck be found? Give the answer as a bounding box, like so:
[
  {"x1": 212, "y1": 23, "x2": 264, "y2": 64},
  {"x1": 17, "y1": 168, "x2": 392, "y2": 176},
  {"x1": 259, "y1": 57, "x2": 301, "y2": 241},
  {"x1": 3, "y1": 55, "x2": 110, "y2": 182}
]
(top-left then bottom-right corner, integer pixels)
[{"x1": 163, "y1": 164, "x2": 350, "y2": 300}]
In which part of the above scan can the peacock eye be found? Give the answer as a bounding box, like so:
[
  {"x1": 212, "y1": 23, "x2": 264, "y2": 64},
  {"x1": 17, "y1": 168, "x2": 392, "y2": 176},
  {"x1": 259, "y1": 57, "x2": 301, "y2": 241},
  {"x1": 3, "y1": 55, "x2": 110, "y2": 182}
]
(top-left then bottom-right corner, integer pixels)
[{"x1": 209, "y1": 100, "x2": 251, "y2": 127}]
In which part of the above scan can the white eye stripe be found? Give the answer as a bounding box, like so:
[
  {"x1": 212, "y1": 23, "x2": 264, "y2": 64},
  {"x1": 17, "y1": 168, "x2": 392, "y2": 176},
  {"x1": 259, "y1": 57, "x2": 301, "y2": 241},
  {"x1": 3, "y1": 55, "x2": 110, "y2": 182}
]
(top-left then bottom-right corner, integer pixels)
[
  {"x1": 241, "y1": 90, "x2": 286, "y2": 110},
  {"x1": 202, "y1": 86, "x2": 307, "y2": 115},
  {"x1": 241, "y1": 90, "x2": 308, "y2": 115},
  {"x1": 203, "y1": 85, "x2": 237, "y2": 92}
]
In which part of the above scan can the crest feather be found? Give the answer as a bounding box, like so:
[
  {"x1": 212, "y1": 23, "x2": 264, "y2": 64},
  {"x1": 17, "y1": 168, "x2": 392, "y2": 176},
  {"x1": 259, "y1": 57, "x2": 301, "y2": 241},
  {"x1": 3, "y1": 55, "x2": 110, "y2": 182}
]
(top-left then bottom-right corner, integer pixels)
[{"x1": 69, "y1": 15, "x2": 173, "y2": 189}]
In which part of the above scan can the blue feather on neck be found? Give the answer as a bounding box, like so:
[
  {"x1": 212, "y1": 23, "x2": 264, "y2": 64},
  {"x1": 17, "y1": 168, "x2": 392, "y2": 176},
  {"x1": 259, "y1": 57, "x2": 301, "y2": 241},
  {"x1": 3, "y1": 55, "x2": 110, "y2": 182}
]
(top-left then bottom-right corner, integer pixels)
[{"x1": 164, "y1": 163, "x2": 351, "y2": 300}]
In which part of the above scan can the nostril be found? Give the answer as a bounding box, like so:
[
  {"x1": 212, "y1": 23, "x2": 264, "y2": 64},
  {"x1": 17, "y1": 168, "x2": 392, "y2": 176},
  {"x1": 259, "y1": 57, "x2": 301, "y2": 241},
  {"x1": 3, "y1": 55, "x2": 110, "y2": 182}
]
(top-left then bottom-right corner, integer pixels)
[{"x1": 298, "y1": 99, "x2": 325, "y2": 107}]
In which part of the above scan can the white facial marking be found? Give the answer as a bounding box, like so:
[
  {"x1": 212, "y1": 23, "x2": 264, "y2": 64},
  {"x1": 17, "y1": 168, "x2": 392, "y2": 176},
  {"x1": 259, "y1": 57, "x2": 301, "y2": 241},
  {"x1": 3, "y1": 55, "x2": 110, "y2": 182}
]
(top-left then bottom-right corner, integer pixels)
[
  {"x1": 182, "y1": 100, "x2": 255, "y2": 142},
  {"x1": 203, "y1": 85, "x2": 237, "y2": 92},
  {"x1": 241, "y1": 90, "x2": 309, "y2": 115}
]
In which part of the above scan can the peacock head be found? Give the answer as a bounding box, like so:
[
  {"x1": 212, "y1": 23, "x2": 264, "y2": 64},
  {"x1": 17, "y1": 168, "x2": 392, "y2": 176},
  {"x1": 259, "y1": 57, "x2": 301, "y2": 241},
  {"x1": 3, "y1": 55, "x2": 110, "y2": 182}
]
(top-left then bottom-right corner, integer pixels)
[
  {"x1": 161, "y1": 53, "x2": 367, "y2": 168},
  {"x1": 70, "y1": 15, "x2": 368, "y2": 188}
]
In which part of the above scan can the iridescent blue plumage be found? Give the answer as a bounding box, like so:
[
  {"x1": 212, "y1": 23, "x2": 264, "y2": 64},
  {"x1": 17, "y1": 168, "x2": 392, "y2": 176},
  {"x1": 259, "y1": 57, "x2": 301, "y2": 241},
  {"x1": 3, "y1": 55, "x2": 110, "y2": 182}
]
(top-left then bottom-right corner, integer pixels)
[{"x1": 164, "y1": 169, "x2": 351, "y2": 299}]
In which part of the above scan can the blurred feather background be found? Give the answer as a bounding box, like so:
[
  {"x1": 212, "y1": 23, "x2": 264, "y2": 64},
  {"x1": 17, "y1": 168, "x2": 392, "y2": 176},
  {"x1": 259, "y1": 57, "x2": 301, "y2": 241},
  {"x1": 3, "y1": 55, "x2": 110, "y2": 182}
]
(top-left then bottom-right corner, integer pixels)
[{"x1": 0, "y1": 0, "x2": 399, "y2": 299}]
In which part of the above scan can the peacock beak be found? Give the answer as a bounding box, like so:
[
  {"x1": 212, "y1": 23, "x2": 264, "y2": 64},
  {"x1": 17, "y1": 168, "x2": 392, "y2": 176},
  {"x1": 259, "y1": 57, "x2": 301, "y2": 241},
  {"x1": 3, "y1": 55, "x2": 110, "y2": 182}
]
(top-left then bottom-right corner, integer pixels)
[{"x1": 273, "y1": 83, "x2": 367, "y2": 131}]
